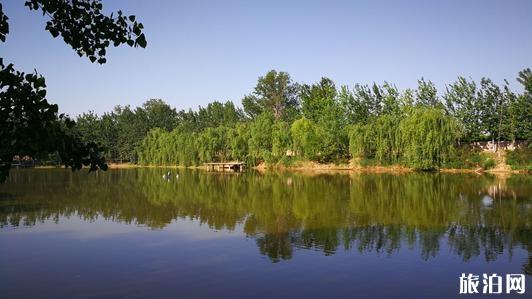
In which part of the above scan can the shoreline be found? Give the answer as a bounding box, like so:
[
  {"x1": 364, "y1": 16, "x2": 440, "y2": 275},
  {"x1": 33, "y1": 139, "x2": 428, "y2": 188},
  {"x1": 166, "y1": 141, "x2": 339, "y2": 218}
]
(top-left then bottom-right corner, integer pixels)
[{"x1": 31, "y1": 162, "x2": 528, "y2": 175}]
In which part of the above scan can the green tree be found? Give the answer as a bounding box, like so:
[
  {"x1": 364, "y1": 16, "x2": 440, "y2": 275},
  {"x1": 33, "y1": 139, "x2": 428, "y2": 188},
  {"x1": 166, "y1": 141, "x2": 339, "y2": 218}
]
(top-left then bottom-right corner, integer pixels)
[
  {"x1": 248, "y1": 112, "x2": 275, "y2": 163},
  {"x1": 143, "y1": 99, "x2": 178, "y2": 132},
  {"x1": 98, "y1": 112, "x2": 118, "y2": 160},
  {"x1": 113, "y1": 105, "x2": 148, "y2": 162},
  {"x1": 300, "y1": 78, "x2": 348, "y2": 161},
  {"x1": 301, "y1": 77, "x2": 337, "y2": 122},
  {"x1": 196, "y1": 101, "x2": 244, "y2": 129},
  {"x1": 74, "y1": 111, "x2": 119, "y2": 161},
  {"x1": 380, "y1": 82, "x2": 402, "y2": 115},
  {"x1": 444, "y1": 77, "x2": 481, "y2": 141},
  {"x1": 416, "y1": 78, "x2": 441, "y2": 108},
  {"x1": 517, "y1": 68, "x2": 532, "y2": 93},
  {"x1": 229, "y1": 123, "x2": 251, "y2": 162},
  {"x1": 511, "y1": 69, "x2": 532, "y2": 142},
  {"x1": 477, "y1": 78, "x2": 507, "y2": 148},
  {"x1": 197, "y1": 126, "x2": 232, "y2": 162},
  {"x1": 348, "y1": 114, "x2": 401, "y2": 164},
  {"x1": 75, "y1": 111, "x2": 102, "y2": 144},
  {"x1": 291, "y1": 117, "x2": 323, "y2": 160},
  {"x1": 272, "y1": 121, "x2": 291, "y2": 160},
  {"x1": 399, "y1": 107, "x2": 462, "y2": 169},
  {"x1": 242, "y1": 70, "x2": 300, "y2": 121},
  {"x1": 348, "y1": 123, "x2": 375, "y2": 159}
]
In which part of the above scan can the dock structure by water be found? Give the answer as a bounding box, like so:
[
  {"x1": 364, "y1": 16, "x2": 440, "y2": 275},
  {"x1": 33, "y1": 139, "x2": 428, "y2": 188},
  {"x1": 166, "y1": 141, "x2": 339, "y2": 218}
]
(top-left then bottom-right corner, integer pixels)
[{"x1": 205, "y1": 162, "x2": 245, "y2": 172}]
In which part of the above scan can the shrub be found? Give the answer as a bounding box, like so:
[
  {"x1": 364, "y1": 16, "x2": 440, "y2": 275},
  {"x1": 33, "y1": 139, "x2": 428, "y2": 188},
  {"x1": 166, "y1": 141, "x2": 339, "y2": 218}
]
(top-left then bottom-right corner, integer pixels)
[
  {"x1": 506, "y1": 147, "x2": 532, "y2": 170},
  {"x1": 482, "y1": 158, "x2": 497, "y2": 170}
]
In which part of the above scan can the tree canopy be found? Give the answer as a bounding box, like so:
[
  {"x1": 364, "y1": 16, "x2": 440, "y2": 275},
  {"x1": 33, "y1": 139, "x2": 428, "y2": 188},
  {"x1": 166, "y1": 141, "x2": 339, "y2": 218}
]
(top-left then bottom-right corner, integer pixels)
[
  {"x1": 127, "y1": 68, "x2": 530, "y2": 170},
  {"x1": 242, "y1": 70, "x2": 300, "y2": 122}
]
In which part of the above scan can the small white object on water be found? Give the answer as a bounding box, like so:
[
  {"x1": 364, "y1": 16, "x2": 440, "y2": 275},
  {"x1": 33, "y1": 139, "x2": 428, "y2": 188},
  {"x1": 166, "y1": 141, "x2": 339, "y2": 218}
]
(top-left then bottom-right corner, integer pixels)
[
  {"x1": 482, "y1": 196, "x2": 493, "y2": 207},
  {"x1": 176, "y1": 173, "x2": 179, "y2": 179}
]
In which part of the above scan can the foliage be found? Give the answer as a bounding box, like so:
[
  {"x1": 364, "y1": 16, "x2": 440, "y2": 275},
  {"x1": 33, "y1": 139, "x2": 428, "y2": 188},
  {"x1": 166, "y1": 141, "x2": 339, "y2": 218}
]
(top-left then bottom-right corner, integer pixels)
[
  {"x1": 242, "y1": 70, "x2": 300, "y2": 121},
  {"x1": 271, "y1": 121, "x2": 291, "y2": 160},
  {"x1": 0, "y1": 60, "x2": 107, "y2": 183},
  {"x1": 441, "y1": 146, "x2": 483, "y2": 169},
  {"x1": 300, "y1": 78, "x2": 349, "y2": 162},
  {"x1": 506, "y1": 147, "x2": 532, "y2": 170},
  {"x1": 248, "y1": 112, "x2": 275, "y2": 163},
  {"x1": 481, "y1": 158, "x2": 497, "y2": 170},
  {"x1": 444, "y1": 77, "x2": 481, "y2": 141},
  {"x1": 517, "y1": 68, "x2": 532, "y2": 93},
  {"x1": 132, "y1": 69, "x2": 530, "y2": 170},
  {"x1": 416, "y1": 78, "x2": 441, "y2": 108},
  {"x1": 25, "y1": 0, "x2": 146, "y2": 64},
  {"x1": 300, "y1": 77, "x2": 337, "y2": 122},
  {"x1": 137, "y1": 128, "x2": 200, "y2": 167},
  {"x1": 348, "y1": 124, "x2": 372, "y2": 158},
  {"x1": 349, "y1": 107, "x2": 461, "y2": 169},
  {"x1": 0, "y1": 0, "x2": 146, "y2": 182},
  {"x1": 349, "y1": 114, "x2": 401, "y2": 164},
  {"x1": 399, "y1": 108, "x2": 462, "y2": 169},
  {"x1": 229, "y1": 123, "x2": 250, "y2": 163},
  {"x1": 291, "y1": 118, "x2": 323, "y2": 161}
]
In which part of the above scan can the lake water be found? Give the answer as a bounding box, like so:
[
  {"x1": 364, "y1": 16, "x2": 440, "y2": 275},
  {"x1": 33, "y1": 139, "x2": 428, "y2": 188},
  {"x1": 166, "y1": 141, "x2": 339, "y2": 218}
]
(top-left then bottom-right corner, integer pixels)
[{"x1": 0, "y1": 169, "x2": 530, "y2": 298}]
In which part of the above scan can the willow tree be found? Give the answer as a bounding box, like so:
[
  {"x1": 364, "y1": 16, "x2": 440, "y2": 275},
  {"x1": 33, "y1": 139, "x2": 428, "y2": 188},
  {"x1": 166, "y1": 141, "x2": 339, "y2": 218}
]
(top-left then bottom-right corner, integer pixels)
[
  {"x1": 229, "y1": 123, "x2": 251, "y2": 163},
  {"x1": 348, "y1": 114, "x2": 401, "y2": 165},
  {"x1": 272, "y1": 121, "x2": 292, "y2": 160},
  {"x1": 291, "y1": 117, "x2": 323, "y2": 161},
  {"x1": 348, "y1": 124, "x2": 374, "y2": 160},
  {"x1": 399, "y1": 108, "x2": 462, "y2": 169},
  {"x1": 248, "y1": 112, "x2": 275, "y2": 163}
]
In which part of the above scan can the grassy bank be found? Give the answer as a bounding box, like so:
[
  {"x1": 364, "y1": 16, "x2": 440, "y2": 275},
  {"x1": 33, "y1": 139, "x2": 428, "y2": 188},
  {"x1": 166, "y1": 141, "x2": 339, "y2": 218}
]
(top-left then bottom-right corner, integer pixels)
[{"x1": 35, "y1": 147, "x2": 529, "y2": 175}]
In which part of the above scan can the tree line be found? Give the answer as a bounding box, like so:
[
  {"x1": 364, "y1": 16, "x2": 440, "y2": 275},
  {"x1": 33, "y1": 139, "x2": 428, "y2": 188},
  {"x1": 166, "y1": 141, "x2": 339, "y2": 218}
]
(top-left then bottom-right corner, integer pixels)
[{"x1": 73, "y1": 69, "x2": 531, "y2": 169}]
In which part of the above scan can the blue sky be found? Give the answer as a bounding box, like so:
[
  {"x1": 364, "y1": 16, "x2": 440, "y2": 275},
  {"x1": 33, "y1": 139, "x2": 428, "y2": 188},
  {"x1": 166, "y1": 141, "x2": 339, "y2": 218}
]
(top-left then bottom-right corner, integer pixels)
[{"x1": 2, "y1": 0, "x2": 531, "y2": 116}]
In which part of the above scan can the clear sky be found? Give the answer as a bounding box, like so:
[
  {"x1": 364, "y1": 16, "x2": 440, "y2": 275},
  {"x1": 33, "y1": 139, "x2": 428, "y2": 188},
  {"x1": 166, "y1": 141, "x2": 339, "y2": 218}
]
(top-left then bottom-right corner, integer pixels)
[{"x1": 2, "y1": 0, "x2": 531, "y2": 116}]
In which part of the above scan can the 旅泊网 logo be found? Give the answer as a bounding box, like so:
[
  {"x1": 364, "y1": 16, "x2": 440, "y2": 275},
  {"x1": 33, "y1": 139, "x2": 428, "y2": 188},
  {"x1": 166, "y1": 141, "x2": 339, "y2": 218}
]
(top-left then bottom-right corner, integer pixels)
[{"x1": 459, "y1": 273, "x2": 525, "y2": 294}]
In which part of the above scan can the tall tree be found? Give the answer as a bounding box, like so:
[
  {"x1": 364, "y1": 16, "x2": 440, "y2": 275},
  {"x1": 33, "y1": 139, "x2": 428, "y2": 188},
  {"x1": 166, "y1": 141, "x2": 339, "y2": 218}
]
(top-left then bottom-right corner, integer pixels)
[
  {"x1": 477, "y1": 78, "x2": 507, "y2": 148},
  {"x1": 338, "y1": 84, "x2": 377, "y2": 124},
  {"x1": 510, "y1": 69, "x2": 532, "y2": 141},
  {"x1": 300, "y1": 77, "x2": 337, "y2": 122},
  {"x1": 142, "y1": 99, "x2": 178, "y2": 132},
  {"x1": 242, "y1": 70, "x2": 300, "y2": 121},
  {"x1": 248, "y1": 112, "x2": 275, "y2": 163},
  {"x1": 300, "y1": 77, "x2": 348, "y2": 161},
  {"x1": 517, "y1": 68, "x2": 532, "y2": 93},
  {"x1": 196, "y1": 101, "x2": 244, "y2": 129},
  {"x1": 113, "y1": 105, "x2": 148, "y2": 162},
  {"x1": 416, "y1": 78, "x2": 441, "y2": 108},
  {"x1": 444, "y1": 77, "x2": 481, "y2": 142}
]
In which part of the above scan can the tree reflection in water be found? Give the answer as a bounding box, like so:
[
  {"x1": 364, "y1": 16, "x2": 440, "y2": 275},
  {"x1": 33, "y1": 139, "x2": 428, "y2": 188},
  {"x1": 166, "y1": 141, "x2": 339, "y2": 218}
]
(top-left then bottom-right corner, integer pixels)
[{"x1": 0, "y1": 169, "x2": 530, "y2": 272}]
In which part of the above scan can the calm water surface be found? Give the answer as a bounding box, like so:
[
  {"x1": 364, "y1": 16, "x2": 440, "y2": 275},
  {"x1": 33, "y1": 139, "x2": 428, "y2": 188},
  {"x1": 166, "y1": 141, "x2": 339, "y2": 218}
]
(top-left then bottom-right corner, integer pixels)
[{"x1": 1, "y1": 169, "x2": 530, "y2": 298}]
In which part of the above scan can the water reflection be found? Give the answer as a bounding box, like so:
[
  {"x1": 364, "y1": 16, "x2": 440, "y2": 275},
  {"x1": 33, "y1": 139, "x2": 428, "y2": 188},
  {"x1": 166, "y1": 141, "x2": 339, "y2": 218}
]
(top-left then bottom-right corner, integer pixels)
[{"x1": 0, "y1": 169, "x2": 530, "y2": 272}]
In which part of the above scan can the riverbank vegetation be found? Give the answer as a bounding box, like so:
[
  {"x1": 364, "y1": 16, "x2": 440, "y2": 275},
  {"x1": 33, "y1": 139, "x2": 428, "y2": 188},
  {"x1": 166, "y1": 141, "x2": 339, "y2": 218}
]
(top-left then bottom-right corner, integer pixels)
[{"x1": 71, "y1": 69, "x2": 531, "y2": 171}]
